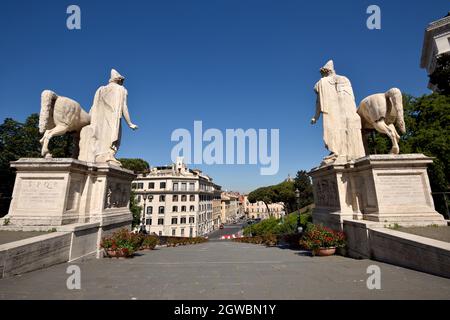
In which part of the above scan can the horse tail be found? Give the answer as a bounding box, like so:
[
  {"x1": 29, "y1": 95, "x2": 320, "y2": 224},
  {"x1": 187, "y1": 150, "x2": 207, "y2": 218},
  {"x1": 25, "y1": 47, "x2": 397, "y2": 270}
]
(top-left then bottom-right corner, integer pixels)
[{"x1": 39, "y1": 90, "x2": 57, "y2": 133}]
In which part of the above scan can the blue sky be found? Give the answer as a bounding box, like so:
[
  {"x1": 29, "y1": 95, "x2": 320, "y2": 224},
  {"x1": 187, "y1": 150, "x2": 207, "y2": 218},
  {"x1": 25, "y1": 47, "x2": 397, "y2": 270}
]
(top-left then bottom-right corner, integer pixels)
[{"x1": 0, "y1": 0, "x2": 448, "y2": 192}]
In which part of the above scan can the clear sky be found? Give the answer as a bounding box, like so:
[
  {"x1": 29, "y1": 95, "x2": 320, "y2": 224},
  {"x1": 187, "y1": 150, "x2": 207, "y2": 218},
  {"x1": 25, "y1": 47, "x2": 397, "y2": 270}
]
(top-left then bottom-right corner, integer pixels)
[{"x1": 0, "y1": 0, "x2": 448, "y2": 193}]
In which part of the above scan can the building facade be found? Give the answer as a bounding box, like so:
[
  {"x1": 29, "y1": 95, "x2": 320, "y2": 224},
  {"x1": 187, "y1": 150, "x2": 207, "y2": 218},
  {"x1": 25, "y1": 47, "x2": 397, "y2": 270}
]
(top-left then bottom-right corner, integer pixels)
[
  {"x1": 220, "y1": 192, "x2": 240, "y2": 223},
  {"x1": 420, "y1": 12, "x2": 450, "y2": 90},
  {"x1": 132, "y1": 158, "x2": 220, "y2": 237},
  {"x1": 243, "y1": 195, "x2": 285, "y2": 220}
]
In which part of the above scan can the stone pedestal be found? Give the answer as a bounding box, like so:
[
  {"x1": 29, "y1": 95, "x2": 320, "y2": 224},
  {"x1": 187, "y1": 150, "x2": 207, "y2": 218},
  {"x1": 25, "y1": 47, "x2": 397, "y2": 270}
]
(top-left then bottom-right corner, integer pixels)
[
  {"x1": 2, "y1": 158, "x2": 135, "y2": 229},
  {"x1": 309, "y1": 154, "x2": 447, "y2": 230}
]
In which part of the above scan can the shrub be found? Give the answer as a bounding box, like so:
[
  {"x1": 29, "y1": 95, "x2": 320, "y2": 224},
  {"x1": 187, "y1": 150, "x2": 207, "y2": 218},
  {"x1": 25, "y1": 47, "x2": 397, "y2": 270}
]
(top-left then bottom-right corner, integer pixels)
[
  {"x1": 100, "y1": 229, "x2": 143, "y2": 257},
  {"x1": 299, "y1": 223, "x2": 346, "y2": 251},
  {"x1": 262, "y1": 234, "x2": 278, "y2": 246},
  {"x1": 141, "y1": 235, "x2": 159, "y2": 250}
]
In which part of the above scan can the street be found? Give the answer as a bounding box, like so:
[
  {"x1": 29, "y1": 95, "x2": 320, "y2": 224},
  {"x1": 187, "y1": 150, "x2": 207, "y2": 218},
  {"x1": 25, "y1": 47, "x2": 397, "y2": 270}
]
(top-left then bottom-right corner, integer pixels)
[
  {"x1": 208, "y1": 222, "x2": 247, "y2": 240},
  {"x1": 1, "y1": 240, "x2": 450, "y2": 299}
]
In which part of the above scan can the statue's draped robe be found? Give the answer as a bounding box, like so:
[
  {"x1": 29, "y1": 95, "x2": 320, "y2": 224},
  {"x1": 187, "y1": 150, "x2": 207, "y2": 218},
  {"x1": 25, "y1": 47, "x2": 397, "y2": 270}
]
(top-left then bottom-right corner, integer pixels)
[
  {"x1": 314, "y1": 75, "x2": 365, "y2": 161},
  {"x1": 89, "y1": 82, "x2": 128, "y2": 162}
]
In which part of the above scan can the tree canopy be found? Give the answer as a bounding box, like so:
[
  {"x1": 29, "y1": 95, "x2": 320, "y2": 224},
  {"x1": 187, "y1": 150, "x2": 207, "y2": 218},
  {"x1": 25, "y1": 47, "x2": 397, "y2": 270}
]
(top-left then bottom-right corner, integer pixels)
[
  {"x1": 118, "y1": 158, "x2": 150, "y2": 173},
  {"x1": 429, "y1": 53, "x2": 450, "y2": 95},
  {"x1": 247, "y1": 171, "x2": 314, "y2": 215}
]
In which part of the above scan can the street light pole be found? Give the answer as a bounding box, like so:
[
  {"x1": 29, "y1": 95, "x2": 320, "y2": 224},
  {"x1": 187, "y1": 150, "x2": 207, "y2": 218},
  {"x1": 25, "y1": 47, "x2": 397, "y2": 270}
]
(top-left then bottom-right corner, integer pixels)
[
  {"x1": 295, "y1": 188, "x2": 301, "y2": 233},
  {"x1": 141, "y1": 194, "x2": 147, "y2": 233}
]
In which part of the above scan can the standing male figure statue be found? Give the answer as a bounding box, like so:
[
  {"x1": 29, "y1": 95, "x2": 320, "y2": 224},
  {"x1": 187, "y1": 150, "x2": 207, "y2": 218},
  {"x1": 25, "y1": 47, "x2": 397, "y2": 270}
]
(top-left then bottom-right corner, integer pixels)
[
  {"x1": 311, "y1": 60, "x2": 365, "y2": 165},
  {"x1": 79, "y1": 69, "x2": 138, "y2": 166}
]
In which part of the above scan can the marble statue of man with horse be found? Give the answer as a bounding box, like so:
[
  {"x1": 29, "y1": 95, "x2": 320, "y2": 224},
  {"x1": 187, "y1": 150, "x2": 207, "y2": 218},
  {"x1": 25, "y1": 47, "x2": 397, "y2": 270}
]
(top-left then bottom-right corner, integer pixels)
[{"x1": 38, "y1": 69, "x2": 138, "y2": 166}]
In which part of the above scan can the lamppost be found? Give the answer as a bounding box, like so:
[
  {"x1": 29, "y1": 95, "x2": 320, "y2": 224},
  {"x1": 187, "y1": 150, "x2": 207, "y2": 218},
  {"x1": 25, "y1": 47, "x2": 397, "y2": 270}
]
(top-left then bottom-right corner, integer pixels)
[
  {"x1": 295, "y1": 188, "x2": 301, "y2": 233},
  {"x1": 141, "y1": 194, "x2": 147, "y2": 233}
]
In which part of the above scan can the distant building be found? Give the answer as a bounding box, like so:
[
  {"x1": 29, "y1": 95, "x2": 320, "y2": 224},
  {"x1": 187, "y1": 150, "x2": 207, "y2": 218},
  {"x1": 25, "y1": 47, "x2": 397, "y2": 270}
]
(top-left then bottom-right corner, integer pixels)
[
  {"x1": 420, "y1": 12, "x2": 450, "y2": 90},
  {"x1": 220, "y1": 192, "x2": 240, "y2": 223},
  {"x1": 243, "y1": 195, "x2": 285, "y2": 220},
  {"x1": 132, "y1": 157, "x2": 219, "y2": 237}
]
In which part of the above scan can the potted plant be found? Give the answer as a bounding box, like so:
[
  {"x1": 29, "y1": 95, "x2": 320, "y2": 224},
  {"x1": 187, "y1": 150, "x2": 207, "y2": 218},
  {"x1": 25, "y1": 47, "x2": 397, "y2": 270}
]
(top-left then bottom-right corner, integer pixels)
[
  {"x1": 299, "y1": 223, "x2": 346, "y2": 256},
  {"x1": 100, "y1": 229, "x2": 143, "y2": 258}
]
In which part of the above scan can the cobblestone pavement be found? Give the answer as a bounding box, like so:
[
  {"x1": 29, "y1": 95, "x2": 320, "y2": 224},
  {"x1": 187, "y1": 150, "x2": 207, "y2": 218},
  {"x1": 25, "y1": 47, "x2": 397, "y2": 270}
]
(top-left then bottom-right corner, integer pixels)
[{"x1": 1, "y1": 241, "x2": 450, "y2": 300}]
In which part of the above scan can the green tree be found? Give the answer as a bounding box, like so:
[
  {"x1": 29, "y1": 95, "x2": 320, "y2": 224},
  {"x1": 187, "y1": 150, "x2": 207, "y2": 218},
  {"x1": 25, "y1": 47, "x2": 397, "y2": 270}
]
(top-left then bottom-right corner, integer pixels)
[
  {"x1": 429, "y1": 53, "x2": 450, "y2": 95},
  {"x1": 293, "y1": 170, "x2": 314, "y2": 209},
  {"x1": 118, "y1": 158, "x2": 150, "y2": 173},
  {"x1": 248, "y1": 180, "x2": 297, "y2": 215},
  {"x1": 129, "y1": 191, "x2": 142, "y2": 229}
]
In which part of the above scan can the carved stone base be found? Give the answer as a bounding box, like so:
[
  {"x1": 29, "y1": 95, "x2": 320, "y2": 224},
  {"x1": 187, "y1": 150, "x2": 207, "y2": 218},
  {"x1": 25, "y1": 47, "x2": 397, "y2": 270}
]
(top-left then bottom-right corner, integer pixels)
[
  {"x1": 309, "y1": 154, "x2": 447, "y2": 230},
  {"x1": 2, "y1": 158, "x2": 135, "y2": 228}
]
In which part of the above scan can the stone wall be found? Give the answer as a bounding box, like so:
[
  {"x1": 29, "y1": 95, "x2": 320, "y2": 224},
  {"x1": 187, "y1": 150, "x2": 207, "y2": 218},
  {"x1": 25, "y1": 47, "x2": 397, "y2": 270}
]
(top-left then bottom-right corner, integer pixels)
[
  {"x1": 343, "y1": 219, "x2": 450, "y2": 279},
  {"x1": 0, "y1": 232, "x2": 71, "y2": 279}
]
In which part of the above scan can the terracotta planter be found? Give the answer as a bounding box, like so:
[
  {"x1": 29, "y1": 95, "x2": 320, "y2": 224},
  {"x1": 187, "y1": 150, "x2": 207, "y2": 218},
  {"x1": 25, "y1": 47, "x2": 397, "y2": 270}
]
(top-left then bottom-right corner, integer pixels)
[
  {"x1": 313, "y1": 247, "x2": 336, "y2": 256},
  {"x1": 105, "y1": 248, "x2": 133, "y2": 258}
]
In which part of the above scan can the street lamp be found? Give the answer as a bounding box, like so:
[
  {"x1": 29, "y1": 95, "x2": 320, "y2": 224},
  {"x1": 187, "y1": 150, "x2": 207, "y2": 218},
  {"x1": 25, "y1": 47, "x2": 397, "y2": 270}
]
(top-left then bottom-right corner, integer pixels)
[
  {"x1": 141, "y1": 194, "x2": 148, "y2": 233},
  {"x1": 295, "y1": 188, "x2": 302, "y2": 233}
]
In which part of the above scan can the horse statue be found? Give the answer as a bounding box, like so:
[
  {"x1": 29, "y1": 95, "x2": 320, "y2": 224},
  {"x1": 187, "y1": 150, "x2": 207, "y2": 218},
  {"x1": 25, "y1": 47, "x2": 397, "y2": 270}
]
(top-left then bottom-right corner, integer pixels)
[
  {"x1": 39, "y1": 90, "x2": 90, "y2": 158},
  {"x1": 357, "y1": 88, "x2": 406, "y2": 154}
]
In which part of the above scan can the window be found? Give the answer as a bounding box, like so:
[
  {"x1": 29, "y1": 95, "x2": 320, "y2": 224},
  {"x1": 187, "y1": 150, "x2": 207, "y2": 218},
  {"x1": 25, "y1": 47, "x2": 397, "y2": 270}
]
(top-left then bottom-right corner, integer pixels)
[
  {"x1": 173, "y1": 195, "x2": 178, "y2": 202},
  {"x1": 173, "y1": 183, "x2": 178, "y2": 191},
  {"x1": 148, "y1": 195, "x2": 153, "y2": 202},
  {"x1": 189, "y1": 217, "x2": 194, "y2": 223},
  {"x1": 145, "y1": 218, "x2": 152, "y2": 225},
  {"x1": 158, "y1": 218, "x2": 164, "y2": 225},
  {"x1": 148, "y1": 182, "x2": 155, "y2": 189},
  {"x1": 181, "y1": 206, "x2": 186, "y2": 212},
  {"x1": 189, "y1": 205, "x2": 195, "y2": 212},
  {"x1": 131, "y1": 183, "x2": 137, "y2": 189},
  {"x1": 189, "y1": 183, "x2": 195, "y2": 191},
  {"x1": 189, "y1": 228, "x2": 193, "y2": 237},
  {"x1": 181, "y1": 217, "x2": 187, "y2": 224},
  {"x1": 160, "y1": 182, "x2": 166, "y2": 189},
  {"x1": 189, "y1": 195, "x2": 195, "y2": 201},
  {"x1": 146, "y1": 206, "x2": 153, "y2": 214},
  {"x1": 172, "y1": 206, "x2": 178, "y2": 212},
  {"x1": 158, "y1": 231, "x2": 162, "y2": 236},
  {"x1": 181, "y1": 229, "x2": 185, "y2": 236},
  {"x1": 158, "y1": 206, "x2": 165, "y2": 214},
  {"x1": 172, "y1": 229, "x2": 176, "y2": 236},
  {"x1": 181, "y1": 195, "x2": 187, "y2": 202},
  {"x1": 172, "y1": 217, "x2": 178, "y2": 224},
  {"x1": 159, "y1": 195, "x2": 165, "y2": 202},
  {"x1": 137, "y1": 195, "x2": 141, "y2": 202},
  {"x1": 181, "y1": 183, "x2": 187, "y2": 191},
  {"x1": 137, "y1": 183, "x2": 144, "y2": 189}
]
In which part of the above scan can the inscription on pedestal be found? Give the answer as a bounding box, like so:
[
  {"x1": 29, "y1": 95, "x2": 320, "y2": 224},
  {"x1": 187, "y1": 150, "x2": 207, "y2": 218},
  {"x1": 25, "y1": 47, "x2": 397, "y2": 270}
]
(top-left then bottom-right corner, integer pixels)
[
  {"x1": 17, "y1": 178, "x2": 64, "y2": 210},
  {"x1": 377, "y1": 173, "x2": 427, "y2": 206}
]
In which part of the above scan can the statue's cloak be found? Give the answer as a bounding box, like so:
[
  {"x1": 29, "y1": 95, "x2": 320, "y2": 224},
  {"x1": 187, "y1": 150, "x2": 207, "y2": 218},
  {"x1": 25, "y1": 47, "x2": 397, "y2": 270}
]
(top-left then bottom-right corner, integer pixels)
[{"x1": 89, "y1": 82, "x2": 128, "y2": 158}]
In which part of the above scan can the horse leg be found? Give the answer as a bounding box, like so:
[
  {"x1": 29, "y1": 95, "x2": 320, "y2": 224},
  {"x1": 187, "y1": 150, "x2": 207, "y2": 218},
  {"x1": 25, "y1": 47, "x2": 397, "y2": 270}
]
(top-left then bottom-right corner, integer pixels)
[
  {"x1": 361, "y1": 129, "x2": 370, "y2": 156},
  {"x1": 42, "y1": 125, "x2": 68, "y2": 158},
  {"x1": 389, "y1": 123, "x2": 401, "y2": 141},
  {"x1": 372, "y1": 120, "x2": 399, "y2": 154}
]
